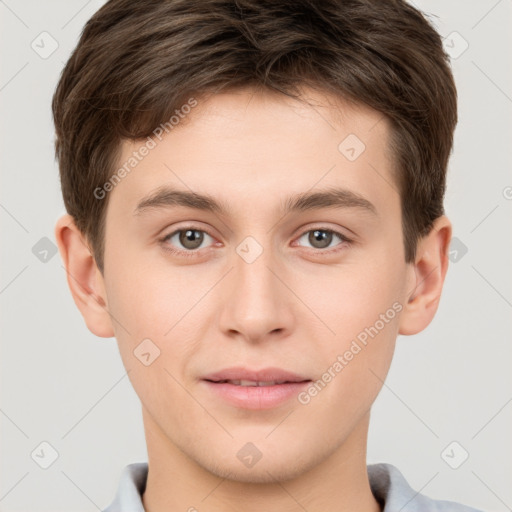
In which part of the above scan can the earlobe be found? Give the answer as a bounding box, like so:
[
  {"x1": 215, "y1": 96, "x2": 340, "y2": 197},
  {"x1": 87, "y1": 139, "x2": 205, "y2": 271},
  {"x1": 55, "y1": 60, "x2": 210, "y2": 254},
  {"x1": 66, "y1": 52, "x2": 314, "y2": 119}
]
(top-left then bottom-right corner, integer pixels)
[
  {"x1": 54, "y1": 214, "x2": 114, "y2": 338},
  {"x1": 398, "y1": 215, "x2": 452, "y2": 336}
]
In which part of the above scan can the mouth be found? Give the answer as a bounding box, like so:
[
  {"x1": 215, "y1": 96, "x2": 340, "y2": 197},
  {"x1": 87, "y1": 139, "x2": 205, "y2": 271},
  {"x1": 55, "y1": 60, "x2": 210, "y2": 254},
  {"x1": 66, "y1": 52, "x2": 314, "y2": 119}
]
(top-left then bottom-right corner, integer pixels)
[
  {"x1": 201, "y1": 368, "x2": 312, "y2": 410},
  {"x1": 202, "y1": 366, "x2": 310, "y2": 384},
  {"x1": 205, "y1": 379, "x2": 310, "y2": 386}
]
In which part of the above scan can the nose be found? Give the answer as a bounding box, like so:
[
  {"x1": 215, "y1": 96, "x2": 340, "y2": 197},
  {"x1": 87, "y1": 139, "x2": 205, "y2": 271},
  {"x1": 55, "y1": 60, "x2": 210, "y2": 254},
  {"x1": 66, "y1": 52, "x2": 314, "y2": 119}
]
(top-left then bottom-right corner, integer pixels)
[{"x1": 217, "y1": 240, "x2": 295, "y2": 344}]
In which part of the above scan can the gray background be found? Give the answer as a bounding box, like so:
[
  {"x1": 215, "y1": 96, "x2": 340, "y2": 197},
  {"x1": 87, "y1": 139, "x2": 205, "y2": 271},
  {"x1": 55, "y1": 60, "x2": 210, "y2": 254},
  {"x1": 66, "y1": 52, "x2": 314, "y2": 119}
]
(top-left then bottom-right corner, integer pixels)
[{"x1": 1, "y1": 1, "x2": 511, "y2": 510}]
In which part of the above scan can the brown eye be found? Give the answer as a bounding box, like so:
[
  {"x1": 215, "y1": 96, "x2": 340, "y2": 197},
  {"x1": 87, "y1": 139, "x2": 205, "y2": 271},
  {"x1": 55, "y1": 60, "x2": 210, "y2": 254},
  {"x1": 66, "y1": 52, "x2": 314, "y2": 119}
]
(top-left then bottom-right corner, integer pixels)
[
  {"x1": 309, "y1": 230, "x2": 333, "y2": 249},
  {"x1": 163, "y1": 228, "x2": 214, "y2": 253},
  {"x1": 178, "y1": 229, "x2": 204, "y2": 250},
  {"x1": 296, "y1": 228, "x2": 351, "y2": 251}
]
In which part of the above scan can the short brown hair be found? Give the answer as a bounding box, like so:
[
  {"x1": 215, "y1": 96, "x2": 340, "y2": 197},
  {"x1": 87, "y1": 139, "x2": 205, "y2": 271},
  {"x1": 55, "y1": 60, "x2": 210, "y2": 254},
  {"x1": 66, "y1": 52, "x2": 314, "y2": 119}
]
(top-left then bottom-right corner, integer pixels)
[{"x1": 52, "y1": 0, "x2": 457, "y2": 273}]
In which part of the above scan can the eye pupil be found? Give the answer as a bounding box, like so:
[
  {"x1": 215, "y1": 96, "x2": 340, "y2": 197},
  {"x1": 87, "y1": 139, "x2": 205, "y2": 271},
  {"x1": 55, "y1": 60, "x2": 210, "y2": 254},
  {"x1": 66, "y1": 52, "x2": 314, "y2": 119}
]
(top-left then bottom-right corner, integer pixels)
[
  {"x1": 309, "y1": 230, "x2": 332, "y2": 249},
  {"x1": 179, "y1": 229, "x2": 203, "y2": 249}
]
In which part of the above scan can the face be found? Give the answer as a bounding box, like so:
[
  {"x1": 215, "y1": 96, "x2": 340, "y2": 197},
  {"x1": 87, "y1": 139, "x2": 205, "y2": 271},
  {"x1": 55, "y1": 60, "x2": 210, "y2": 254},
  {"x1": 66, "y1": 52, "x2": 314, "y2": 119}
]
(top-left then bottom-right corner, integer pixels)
[{"x1": 100, "y1": 87, "x2": 415, "y2": 482}]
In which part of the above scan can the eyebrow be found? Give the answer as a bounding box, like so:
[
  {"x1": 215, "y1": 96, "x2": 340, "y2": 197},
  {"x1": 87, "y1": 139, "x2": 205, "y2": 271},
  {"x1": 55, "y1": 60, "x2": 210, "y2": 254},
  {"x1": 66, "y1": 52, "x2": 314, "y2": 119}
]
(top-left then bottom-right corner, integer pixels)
[{"x1": 134, "y1": 185, "x2": 378, "y2": 217}]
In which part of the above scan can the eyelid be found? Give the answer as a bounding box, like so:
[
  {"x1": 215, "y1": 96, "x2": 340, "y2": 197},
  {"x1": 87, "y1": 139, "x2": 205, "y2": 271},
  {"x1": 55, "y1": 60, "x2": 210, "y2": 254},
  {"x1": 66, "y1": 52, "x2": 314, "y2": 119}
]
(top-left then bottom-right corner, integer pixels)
[{"x1": 159, "y1": 221, "x2": 218, "y2": 243}]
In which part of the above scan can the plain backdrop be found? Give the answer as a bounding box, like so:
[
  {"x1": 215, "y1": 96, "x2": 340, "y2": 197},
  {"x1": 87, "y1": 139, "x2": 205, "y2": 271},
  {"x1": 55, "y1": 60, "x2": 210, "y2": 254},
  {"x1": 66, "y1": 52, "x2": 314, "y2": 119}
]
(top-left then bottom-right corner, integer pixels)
[{"x1": 1, "y1": 1, "x2": 511, "y2": 511}]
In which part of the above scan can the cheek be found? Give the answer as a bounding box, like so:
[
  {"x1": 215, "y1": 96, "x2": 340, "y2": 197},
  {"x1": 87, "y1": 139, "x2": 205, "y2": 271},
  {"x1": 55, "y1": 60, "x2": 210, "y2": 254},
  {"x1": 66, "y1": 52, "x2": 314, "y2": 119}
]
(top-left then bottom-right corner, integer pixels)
[
  {"x1": 304, "y1": 280, "x2": 401, "y2": 429},
  {"x1": 308, "y1": 247, "x2": 405, "y2": 395},
  {"x1": 317, "y1": 254, "x2": 404, "y2": 344},
  {"x1": 105, "y1": 248, "x2": 205, "y2": 334},
  {"x1": 103, "y1": 252, "x2": 213, "y2": 384},
  {"x1": 103, "y1": 262, "x2": 203, "y2": 413}
]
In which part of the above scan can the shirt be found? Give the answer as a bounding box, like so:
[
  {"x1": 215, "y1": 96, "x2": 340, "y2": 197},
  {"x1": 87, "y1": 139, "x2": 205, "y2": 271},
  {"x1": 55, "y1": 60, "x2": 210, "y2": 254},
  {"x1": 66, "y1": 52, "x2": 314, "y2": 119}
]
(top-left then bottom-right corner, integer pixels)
[{"x1": 102, "y1": 462, "x2": 483, "y2": 511}]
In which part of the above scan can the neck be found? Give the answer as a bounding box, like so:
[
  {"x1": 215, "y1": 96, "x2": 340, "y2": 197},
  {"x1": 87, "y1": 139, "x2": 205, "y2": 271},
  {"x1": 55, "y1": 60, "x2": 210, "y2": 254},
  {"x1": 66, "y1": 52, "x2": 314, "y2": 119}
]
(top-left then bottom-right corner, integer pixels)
[{"x1": 141, "y1": 408, "x2": 381, "y2": 512}]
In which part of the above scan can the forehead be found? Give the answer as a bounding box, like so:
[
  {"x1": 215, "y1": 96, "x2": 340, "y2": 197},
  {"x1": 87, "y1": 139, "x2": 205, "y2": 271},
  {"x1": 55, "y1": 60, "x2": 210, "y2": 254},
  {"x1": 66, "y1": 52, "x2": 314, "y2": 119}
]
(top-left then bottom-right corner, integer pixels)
[
  {"x1": 181, "y1": 86, "x2": 388, "y2": 147},
  {"x1": 108, "y1": 86, "x2": 398, "y2": 222}
]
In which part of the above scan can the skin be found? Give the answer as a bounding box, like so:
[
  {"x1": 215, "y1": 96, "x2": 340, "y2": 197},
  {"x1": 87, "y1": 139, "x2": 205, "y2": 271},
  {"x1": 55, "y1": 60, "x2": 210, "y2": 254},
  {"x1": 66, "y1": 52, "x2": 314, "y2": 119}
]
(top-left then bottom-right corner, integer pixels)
[{"x1": 55, "y1": 86, "x2": 451, "y2": 512}]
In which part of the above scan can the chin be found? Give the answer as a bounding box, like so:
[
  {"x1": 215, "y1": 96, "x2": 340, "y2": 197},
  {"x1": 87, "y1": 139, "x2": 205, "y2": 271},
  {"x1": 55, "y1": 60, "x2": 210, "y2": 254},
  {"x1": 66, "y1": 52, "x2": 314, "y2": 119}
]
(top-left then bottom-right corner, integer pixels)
[
  {"x1": 192, "y1": 441, "x2": 327, "y2": 485},
  {"x1": 206, "y1": 459, "x2": 308, "y2": 485}
]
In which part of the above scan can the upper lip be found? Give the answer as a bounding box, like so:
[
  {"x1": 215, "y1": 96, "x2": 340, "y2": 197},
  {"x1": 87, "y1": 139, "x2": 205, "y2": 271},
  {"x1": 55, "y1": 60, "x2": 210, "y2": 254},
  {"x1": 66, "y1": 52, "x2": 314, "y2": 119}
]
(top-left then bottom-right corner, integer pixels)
[{"x1": 202, "y1": 367, "x2": 311, "y2": 383}]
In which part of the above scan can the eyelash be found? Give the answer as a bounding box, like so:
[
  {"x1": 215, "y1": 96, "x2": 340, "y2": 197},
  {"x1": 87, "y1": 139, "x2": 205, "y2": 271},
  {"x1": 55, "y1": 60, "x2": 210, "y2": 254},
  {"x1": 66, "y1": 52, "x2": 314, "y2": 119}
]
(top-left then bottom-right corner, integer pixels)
[{"x1": 160, "y1": 225, "x2": 353, "y2": 258}]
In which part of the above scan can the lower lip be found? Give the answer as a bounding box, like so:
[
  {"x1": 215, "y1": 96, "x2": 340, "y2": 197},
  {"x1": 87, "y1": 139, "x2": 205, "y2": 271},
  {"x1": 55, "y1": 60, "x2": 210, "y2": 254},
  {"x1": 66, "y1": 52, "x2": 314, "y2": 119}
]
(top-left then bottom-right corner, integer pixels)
[{"x1": 202, "y1": 380, "x2": 311, "y2": 410}]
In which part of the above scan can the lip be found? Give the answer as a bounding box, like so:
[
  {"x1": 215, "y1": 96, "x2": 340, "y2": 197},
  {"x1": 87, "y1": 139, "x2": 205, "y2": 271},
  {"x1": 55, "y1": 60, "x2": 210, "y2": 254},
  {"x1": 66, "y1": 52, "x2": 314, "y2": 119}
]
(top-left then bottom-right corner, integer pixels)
[
  {"x1": 201, "y1": 367, "x2": 311, "y2": 410},
  {"x1": 202, "y1": 366, "x2": 310, "y2": 383}
]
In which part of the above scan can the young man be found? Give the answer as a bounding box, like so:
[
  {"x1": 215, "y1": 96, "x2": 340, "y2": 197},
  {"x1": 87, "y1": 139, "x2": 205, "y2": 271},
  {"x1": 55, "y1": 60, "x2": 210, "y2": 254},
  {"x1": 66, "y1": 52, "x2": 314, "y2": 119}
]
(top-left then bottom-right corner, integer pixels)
[{"x1": 52, "y1": 0, "x2": 482, "y2": 510}]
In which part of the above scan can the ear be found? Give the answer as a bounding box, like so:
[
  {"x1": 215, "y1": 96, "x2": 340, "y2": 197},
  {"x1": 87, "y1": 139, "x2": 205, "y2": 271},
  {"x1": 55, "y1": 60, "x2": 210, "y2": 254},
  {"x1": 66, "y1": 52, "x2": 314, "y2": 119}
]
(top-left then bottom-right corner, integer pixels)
[
  {"x1": 55, "y1": 214, "x2": 114, "y2": 338},
  {"x1": 398, "y1": 215, "x2": 452, "y2": 336}
]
